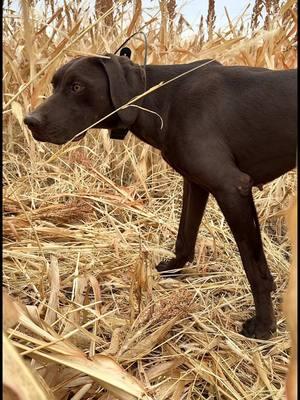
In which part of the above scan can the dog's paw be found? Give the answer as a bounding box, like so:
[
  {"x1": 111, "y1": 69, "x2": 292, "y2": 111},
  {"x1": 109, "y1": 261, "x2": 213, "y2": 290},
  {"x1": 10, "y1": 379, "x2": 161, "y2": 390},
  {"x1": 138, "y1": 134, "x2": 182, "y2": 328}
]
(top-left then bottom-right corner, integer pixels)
[
  {"x1": 156, "y1": 258, "x2": 184, "y2": 277},
  {"x1": 241, "y1": 316, "x2": 276, "y2": 340}
]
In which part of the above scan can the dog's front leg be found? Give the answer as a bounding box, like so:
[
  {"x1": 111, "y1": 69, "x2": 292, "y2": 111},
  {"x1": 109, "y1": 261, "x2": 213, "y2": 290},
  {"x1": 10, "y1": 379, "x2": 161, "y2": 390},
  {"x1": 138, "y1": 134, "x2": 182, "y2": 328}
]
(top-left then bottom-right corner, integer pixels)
[{"x1": 156, "y1": 179, "x2": 209, "y2": 275}]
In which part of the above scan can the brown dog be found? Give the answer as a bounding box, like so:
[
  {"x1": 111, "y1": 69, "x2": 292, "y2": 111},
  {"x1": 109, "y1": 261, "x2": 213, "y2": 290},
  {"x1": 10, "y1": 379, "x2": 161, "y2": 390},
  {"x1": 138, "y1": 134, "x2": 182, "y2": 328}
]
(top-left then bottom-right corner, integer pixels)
[
  {"x1": 284, "y1": 196, "x2": 297, "y2": 399},
  {"x1": 24, "y1": 54, "x2": 297, "y2": 339}
]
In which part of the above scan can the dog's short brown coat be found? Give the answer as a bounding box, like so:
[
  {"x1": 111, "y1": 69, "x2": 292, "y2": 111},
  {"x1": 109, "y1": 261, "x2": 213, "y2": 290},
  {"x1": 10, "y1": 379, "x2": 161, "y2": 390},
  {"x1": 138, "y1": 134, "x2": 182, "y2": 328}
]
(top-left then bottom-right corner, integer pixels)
[{"x1": 24, "y1": 55, "x2": 297, "y2": 339}]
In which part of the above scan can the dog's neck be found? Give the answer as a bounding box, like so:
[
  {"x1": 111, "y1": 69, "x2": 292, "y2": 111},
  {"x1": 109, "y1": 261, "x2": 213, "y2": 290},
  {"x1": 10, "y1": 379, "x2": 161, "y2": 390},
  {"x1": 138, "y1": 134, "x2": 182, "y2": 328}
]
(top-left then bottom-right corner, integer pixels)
[{"x1": 112, "y1": 60, "x2": 218, "y2": 149}]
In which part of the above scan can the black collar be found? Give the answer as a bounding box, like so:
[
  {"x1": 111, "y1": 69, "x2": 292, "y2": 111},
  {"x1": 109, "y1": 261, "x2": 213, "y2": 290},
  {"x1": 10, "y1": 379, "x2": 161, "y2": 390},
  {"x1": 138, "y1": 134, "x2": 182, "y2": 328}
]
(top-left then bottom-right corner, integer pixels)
[
  {"x1": 109, "y1": 128, "x2": 129, "y2": 140},
  {"x1": 110, "y1": 48, "x2": 131, "y2": 140}
]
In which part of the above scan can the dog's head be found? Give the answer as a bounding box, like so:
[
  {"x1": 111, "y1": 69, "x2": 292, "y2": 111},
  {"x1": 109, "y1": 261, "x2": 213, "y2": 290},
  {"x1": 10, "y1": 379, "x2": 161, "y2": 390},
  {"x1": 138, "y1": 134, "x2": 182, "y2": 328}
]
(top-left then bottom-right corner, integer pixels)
[{"x1": 24, "y1": 55, "x2": 145, "y2": 144}]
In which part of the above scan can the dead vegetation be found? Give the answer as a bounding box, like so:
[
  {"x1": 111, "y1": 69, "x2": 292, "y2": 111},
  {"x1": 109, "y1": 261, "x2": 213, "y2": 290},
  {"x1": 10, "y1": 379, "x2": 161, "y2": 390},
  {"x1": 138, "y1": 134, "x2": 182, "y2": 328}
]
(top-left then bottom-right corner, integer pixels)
[{"x1": 3, "y1": 0, "x2": 297, "y2": 399}]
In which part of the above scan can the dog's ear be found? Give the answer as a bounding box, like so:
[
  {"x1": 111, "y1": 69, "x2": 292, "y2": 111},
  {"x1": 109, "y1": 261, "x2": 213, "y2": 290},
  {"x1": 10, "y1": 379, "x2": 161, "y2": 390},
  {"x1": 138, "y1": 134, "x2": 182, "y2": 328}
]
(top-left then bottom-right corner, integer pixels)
[{"x1": 99, "y1": 54, "x2": 145, "y2": 127}]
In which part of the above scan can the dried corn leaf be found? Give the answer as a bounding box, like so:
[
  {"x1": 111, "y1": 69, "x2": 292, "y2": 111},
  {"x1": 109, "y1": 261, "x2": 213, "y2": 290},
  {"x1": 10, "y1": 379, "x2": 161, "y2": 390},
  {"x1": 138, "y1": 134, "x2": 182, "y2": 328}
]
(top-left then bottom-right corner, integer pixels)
[{"x1": 3, "y1": 334, "x2": 54, "y2": 400}]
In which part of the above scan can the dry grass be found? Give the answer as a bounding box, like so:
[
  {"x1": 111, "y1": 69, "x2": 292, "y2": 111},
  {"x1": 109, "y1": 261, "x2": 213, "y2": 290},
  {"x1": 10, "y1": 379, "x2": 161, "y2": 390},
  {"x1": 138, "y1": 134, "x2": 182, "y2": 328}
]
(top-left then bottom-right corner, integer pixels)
[
  {"x1": 284, "y1": 196, "x2": 297, "y2": 400},
  {"x1": 3, "y1": 0, "x2": 297, "y2": 399}
]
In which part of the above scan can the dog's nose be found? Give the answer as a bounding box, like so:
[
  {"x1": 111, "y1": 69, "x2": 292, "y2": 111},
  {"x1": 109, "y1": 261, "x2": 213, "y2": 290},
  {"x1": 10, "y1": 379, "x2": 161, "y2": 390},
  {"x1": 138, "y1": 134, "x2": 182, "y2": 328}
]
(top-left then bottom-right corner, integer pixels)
[{"x1": 24, "y1": 114, "x2": 42, "y2": 131}]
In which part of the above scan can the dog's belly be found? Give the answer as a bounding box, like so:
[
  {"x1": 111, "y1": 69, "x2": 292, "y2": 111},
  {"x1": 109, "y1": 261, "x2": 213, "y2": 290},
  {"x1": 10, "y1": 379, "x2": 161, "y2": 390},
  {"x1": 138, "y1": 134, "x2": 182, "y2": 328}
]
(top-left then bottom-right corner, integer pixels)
[{"x1": 236, "y1": 153, "x2": 296, "y2": 186}]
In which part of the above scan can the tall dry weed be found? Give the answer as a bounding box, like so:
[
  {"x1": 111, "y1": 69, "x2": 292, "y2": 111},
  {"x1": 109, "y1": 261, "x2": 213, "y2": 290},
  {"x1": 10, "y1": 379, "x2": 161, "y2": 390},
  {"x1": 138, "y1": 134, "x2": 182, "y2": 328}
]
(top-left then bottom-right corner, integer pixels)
[{"x1": 206, "y1": 0, "x2": 216, "y2": 41}]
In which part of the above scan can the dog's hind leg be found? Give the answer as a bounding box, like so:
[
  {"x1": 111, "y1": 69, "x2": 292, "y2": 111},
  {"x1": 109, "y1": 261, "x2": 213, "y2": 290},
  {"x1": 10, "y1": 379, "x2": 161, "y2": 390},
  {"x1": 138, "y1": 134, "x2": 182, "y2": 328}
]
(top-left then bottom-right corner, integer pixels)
[
  {"x1": 156, "y1": 179, "x2": 209, "y2": 275},
  {"x1": 214, "y1": 172, "x2": 276, "y2": 339}
]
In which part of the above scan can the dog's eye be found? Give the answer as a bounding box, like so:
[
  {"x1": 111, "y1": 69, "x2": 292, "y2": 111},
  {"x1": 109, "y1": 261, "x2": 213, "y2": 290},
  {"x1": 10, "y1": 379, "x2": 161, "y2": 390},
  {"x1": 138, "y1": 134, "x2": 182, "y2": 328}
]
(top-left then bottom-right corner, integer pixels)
[{"x1": 71, "y1": 82, "x2": 82, "y2": 93}]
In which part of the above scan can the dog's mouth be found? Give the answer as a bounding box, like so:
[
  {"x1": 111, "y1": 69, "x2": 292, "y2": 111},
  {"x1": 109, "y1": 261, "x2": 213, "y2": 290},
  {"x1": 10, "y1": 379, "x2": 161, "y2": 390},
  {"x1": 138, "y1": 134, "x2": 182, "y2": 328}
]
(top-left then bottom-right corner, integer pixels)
[
  {"x1": 31, "y1": 131, "x2": 86, "y2": 144},
  {"x1": 31, "y1": 131, "x2": 48, "y2": 142}
]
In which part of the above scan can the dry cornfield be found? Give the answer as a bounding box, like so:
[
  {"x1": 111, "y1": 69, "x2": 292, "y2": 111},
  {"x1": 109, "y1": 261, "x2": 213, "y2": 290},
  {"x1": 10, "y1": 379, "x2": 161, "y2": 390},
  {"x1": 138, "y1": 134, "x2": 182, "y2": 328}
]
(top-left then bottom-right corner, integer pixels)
[{"x1": 2, "y1": 0, "x2": 297, "y2": 399}]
